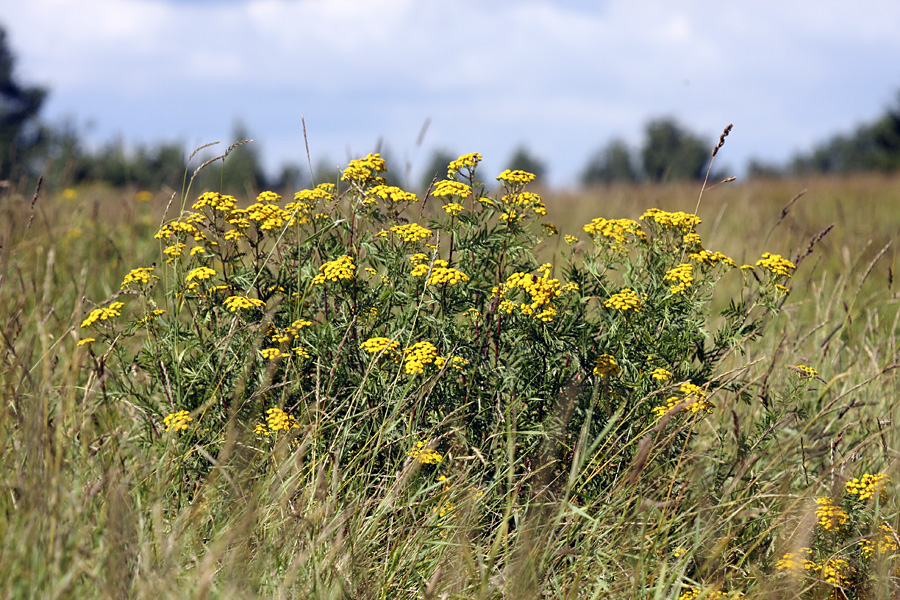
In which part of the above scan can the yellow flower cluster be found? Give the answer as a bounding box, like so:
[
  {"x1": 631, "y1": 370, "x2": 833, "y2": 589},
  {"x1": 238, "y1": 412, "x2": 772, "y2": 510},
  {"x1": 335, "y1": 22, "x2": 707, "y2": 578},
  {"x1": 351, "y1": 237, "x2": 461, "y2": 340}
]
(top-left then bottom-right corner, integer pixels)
[
  {"x1": 292, "y1": 183, "x2": 335, "y2": 204},
  {"x1": 155, "y1": 220, "x2": 201, "y2": 240},
  {"x1": 859, "y1": 524, "x2": 900, "y2": 558},
  {"x1": 541, "y1": 223, "x2": 558, "y2": 236},
  {"x1": 682, "y1": 232, "x2": 702, "y2": 247},
  {"x1": 410, "y1": 259, "x2": 470, "y2": 286},
  {"x1": 77, "y1": 338, "x2": 95, "y2": 347},
  {"x1": 121, "y1": 267, "x2": 158, "y2": 288},
  {"x1": 163, "y1": 243, "x2": 186, "y2": 262},
  {"x1": 776, "y1": 551, "x2": 849, "y2": 588},
  {"x1": 447, "y1": 152, "x2": 482, "y2": 177},
  {"x1": 254, "y1": 407, "x2": 300, "y2": 436},
  {"x1": 775, "y1": 547, "x2": 819, "y2": 573},
  {"x1": 582, "y1": 217, "x2": 646, "y2": 250},
  {"x1": 564, "y1": 235, "x2": 579, "y2": 245},
  {"x1": 232, "y1": 202, "x2": 296, "y2": 231},
  {"x1": 664, "y1": 263, "x2": 694, "y2": 295},
  {"x1": 678, "y1": 588, "x2": 727, "y2": 600},
  {"x1": 434, "y1": 355, "x2": 468, "y2": 370},
  {"x1": 257, "y1": 191, "x2": 282, "y2": 203},
  {"x1": 846, "y1": 473, "x2": 889, "y2": 501},
  {"x1": 163, "y1": 410, "x2": 193, "y2": 432},
  {"x1": 185, "y1": 266, "x2": 217, "y2": 282},
  {"x1": 267, "y1": 319, "x2": 313, "y2": 344},
  {"x1": 500, "y1": 192, "x2": 546, "y2": 217},
  {"x1": 260, "y1": 348, "x2": 282, "y2": 360},
  {"x1": 223, "y1": 295, "x2": 266, "y2": 312},
  {"x1": 403, "y1": 341, "x2": 441, "y2": 374},
  {"x1": 367, "y1": 184, "x2": 418, "y2": 203},
  {"x1": 639, "y1": 208, "x2": 702, "y2": 232},
  {"x1": 815, "y1": 496, "x2": 849, "y2": 531},
  {"x1": 432, "y1": 180, "x2": 472, "y2": 199},
  {"x1": 593, "y1": 354, "x2": 618, "y2": 377},
  {"x1": 407, "y1": 440, "x2": 443, "y2": 464},
  {"x1": 496, "y1": 169, "x2": 536, "y2": 185},
  {"x1": 390, "y1": 223, "x2": 433, "y2": 243},
  {"x1": 650, "y1": 367, "x2": 671, "y2": 381},
  {"x1": 689, "y1": 249, "x2": 736, "y2": 267},
  {"x1": 360, "y1": 337, "x2": 400, "y2": 356},
  {"x1": 820, "y1": 557, "x2": 850, "y2": 587},
  {"x1": 605, "y1": 289, "x2": 642, "y2": 312},
  {"x1": 495, "y1": 264, "x2": 568, "y2": 322},
  {"x1": 341, "y1": 153, "x2": 387, "y2": 182},
  {"x1": 756, "y1": 252, "x2": 796, "y2": 278},
  {"x1": 789, "y1": 364, "x2": 819, "y2": 379},
  {"x1": 312, "y1": 255, "x2": 356, "y2": 285},
  {"x1": 443, "y1": 202, "x2": 464, "y2": 216},
  {"x1": 651, "y1": 382, "x2": 712, "y2": 418},
  {"x1": 81, "y1": 301, "x2": 126, "y2": 328},
  {"x1": 135, "y1": 309, "x2": 166, "y2": 326},
  {"x1": 192, "y1": 191, "x2": 237, "y2": 212}
]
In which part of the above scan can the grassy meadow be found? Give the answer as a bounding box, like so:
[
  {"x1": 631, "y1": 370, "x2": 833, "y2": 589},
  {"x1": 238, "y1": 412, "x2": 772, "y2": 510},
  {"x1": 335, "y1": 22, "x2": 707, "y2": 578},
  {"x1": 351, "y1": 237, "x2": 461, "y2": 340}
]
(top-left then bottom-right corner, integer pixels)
[{"x1": 1, "y1": 159, "x2": 899, "y2": 599}]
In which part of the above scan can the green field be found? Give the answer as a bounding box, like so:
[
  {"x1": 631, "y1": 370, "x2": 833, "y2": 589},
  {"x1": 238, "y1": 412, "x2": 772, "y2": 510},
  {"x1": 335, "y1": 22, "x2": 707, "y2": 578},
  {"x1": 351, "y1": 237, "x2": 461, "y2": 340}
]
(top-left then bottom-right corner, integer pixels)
[{"x1": 1, "y1": 166, "x2": 899, "y2": 599}]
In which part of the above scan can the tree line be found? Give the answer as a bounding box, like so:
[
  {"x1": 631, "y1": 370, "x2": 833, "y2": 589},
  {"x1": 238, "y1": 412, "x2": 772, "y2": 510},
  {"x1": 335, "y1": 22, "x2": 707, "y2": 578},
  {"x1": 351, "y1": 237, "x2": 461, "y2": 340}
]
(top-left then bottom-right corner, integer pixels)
[{"x1": 3, "y1": 24, "x2": 900, "y2": 194}]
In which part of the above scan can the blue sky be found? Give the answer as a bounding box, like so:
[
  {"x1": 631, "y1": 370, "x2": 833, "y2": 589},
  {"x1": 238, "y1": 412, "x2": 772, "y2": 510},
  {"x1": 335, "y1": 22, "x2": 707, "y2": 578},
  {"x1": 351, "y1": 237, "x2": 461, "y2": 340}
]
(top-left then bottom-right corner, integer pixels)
[{"x1": 4, "y1": 0, "x2": 900, "y2": 187}]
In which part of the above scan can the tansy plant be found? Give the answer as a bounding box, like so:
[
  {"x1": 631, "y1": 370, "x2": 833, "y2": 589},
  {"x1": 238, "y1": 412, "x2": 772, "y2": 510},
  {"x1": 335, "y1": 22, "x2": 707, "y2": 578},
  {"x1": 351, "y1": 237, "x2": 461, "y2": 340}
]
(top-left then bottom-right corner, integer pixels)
[{"x1": 82, "y1": 150, "x2": 796, "y2": 497}]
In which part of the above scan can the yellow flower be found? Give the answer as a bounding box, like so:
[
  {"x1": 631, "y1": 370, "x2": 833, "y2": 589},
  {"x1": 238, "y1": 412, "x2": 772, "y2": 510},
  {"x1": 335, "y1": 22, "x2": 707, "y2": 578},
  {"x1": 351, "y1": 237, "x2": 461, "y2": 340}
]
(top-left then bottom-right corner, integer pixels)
[
  {"x1": 368, "y1": 184, "x2": 418, "y2": 203},
  {"x1": 593, "y1": 354, "x2": 618, "y2": 377},
  {"x1": 432, "y1": 180, "x2": 472, "y2": 199},
  {"x1": 185, "y1": 266, "x2": 217, "y2": 282},
  {"x1": 604, "y1": 289, "x2": 642, "y2": 312},
  {"x1": 163, "y1": 410, "x2": 193, "y2": 432},
  {"x1": 564, "y1": 235, "x2": 578, "y2": 244},
  {"x1": 403, "y1": 341, "x2": 441, "y2": 375},
  {"x1": 664, "y1": 263, "x2": 694, "y2": 295},
  {"x1": 814, "y1": 496, "x2": 849, "y2": 531},
  {"x1": 639, "y1": 208, "x2": 701, "y2": 232},
  {"x1": 81, "y1": 301, "x2": 125, "y2": 328},
  {"x1": 650, "y1": 367, "x2": 671, "y2": 382},
  {"x1": 312, "y1": 255, "x2": 356, "y2": 285},
  {"x1": 360, "y1": 337, "x2": 400, "y2": 356},
  {"x1": 651, "y1": 382, "x2": 713, "y2": 418},
  {"x1": 583, "y1": 217, "x2": 645, "y2": 250},
  {"x1": 256, "y1": 190, "x2": 282, "y2": 203},
  {"x1": 788, "y1": 364, "x2": 819, "y2": 379},
  {"x1": 390, "y1": 223, "x2": 433, "y2": 243},
  {"x1": 846, "y1": 473, "x2": 889, "y2": 501},
  {"x1": 407, "y1": 440, "x2": 442, "y2": 464},
  {"x1": 223, "y1": 295, "x2": 266, "y2": 312},
  {"x1": 443, "y1": 202, "x2": 464, "y2": 216},
  {"x1": 121, "y1": 267, "x2": 158, "y2": 288},
  {"x1": 447, "y1": 152, "x2": 482, "y2": 177},
  {"x1": 496, "y1": 169, "x2": 536, "y2": 185},
  {"x1": 341, "y1": 153, "x2": 386, "y2": 182},
  {"x1": 756, "y1": 252, "x2": 796, "y2": 278},
  {"x1": 260, "y1": 348, "x2": 282, "y2": 360},
  {"x1": 689, "y1": 249, "x2": 736, "y2": 267},
  {"x1": 259, "y1": 407, "x2": 300, "y2": 433},
  {"x1": 76, "y1": 338, "x2": 95, "y2": 347}
]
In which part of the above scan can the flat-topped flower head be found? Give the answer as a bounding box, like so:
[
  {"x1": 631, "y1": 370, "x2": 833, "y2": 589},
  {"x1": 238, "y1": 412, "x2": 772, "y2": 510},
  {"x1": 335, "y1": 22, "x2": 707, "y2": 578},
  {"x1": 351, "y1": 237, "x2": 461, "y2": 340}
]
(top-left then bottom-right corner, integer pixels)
[
  {"x1": 496, "y1": 169, "x2": 536, "y2": 186},
  {"x1": 432, "y1": 180, "x2": 472, "y2": 199},
  {"x1": 593, "y1": 354, "x2": 618, "y2": 377},
  {"x1": 664, "y1": 264, "x2": 694, "y2": 295},
  {"x1": 367, "y1": 184, "x2": 418, "y2": 203},
  {"x1": 447, "y1": 152, "x2": 483, "y2": 178},
  {"x1": 390, "y1": 223, "x2": 433, "y2": 243},
  {"x1": 639, "y1": 208, "x2": 702, "y2": 233},
  {"x1": 121, "y1": 267, "x2": 158, "y2": 289},
  {"x1": 81, "y1": 301, "x2": 126, "y2": 328},
  {"x1": 312, "y1": 255, "x2": 356, "y2": 285},
  {"x1": 341, "y1": 153, "x2": 386, "y2": 182},
  {"x1": 605, "y1": 289, "x2": 642, "y2": 312},
  {"x1": 223, "y1": 295, "x2": 266, "y2": 312},
  {"x1": 163, "y1": 410, "x2": 193, "y2": 432},
  {"x1": 756, "y1": 252, "x2": 797, "y2": 278}
]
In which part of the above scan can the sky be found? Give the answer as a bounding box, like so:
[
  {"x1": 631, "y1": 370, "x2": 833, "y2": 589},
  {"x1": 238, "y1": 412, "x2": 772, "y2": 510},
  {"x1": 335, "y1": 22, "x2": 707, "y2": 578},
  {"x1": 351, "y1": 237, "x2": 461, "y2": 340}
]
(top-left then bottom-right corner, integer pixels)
[{"x1": 3, "y1": 0, "x2": 900, "y2": 188}]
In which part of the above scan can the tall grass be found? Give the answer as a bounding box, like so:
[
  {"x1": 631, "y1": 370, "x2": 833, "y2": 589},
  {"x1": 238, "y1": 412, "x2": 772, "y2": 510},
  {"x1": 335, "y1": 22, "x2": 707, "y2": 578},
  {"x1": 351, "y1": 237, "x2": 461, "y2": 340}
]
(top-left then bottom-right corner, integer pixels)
[{"x1": 1, "y1": 166, "x2": 898, "y2": 599}]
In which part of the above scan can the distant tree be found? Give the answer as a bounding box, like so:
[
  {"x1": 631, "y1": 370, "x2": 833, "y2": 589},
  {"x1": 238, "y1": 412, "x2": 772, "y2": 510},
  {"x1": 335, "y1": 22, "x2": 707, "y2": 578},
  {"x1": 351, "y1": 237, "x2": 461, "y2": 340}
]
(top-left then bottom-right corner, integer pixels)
[
  {"x1": 419, "y1": 149, "x2": 456, "y2": 192},
  {"x1": 506, "y1": 145, "x2": 547, "y2": 181},
  {"x1": 0, "y1": 25, "x2": 48, "y2": 181},
  {"x1": 641, "y1": 117, "x2": 709, "y2": 182},
  {"x1": 789, "y1": 93, "x2": 900, "y2": 175},
  {"x1": 273, "y1": 162, "x2": 308, "y2": 193},
  {"x1": 581, "y1": 139, "x2": 638, "y2": 186}
]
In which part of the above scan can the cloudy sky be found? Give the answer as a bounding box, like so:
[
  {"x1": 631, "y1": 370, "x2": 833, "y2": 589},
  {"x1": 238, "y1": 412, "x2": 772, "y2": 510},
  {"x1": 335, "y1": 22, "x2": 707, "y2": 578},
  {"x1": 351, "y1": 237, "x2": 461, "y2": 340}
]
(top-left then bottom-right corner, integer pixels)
[{"x1": 4, "y1": 0, "x2": 900, "y2": 187}]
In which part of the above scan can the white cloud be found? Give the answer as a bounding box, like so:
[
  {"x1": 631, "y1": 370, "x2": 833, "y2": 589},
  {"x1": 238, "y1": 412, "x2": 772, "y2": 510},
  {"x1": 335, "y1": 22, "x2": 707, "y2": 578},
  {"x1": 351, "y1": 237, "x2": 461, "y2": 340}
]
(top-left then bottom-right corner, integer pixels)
[{"x1": 3, "y1": 0, "x2": 900, "y2": 185}]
